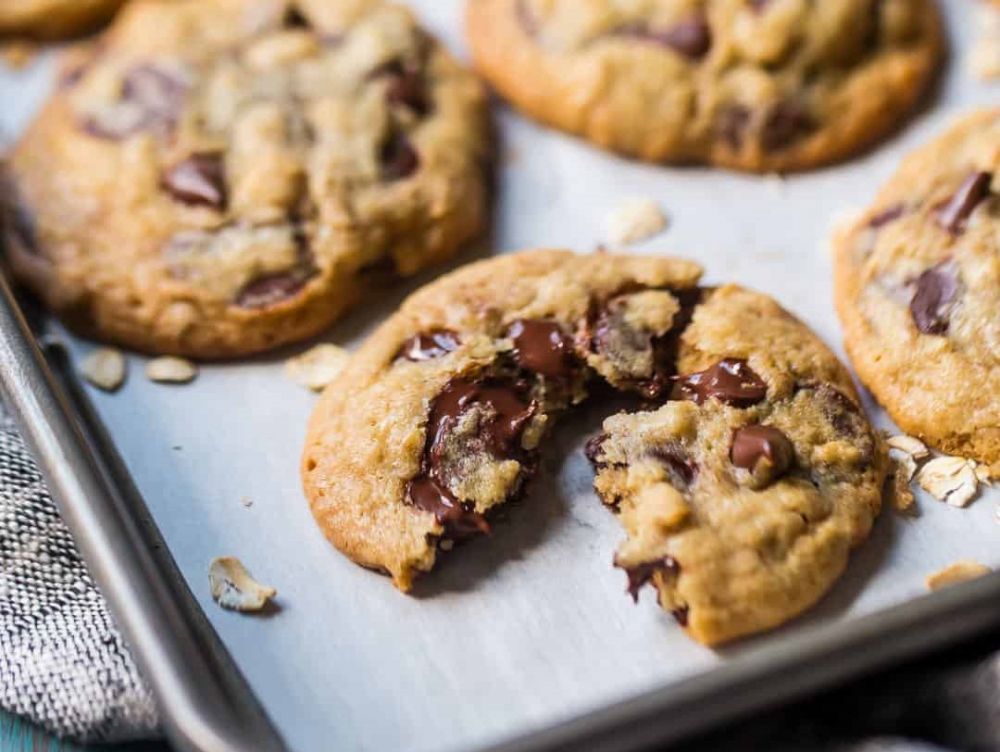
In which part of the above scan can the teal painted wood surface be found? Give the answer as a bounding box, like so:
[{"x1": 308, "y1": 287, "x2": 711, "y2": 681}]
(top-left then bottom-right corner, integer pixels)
[{"x1": 0, "y1": 712, "x2": 169, "y2": 752}]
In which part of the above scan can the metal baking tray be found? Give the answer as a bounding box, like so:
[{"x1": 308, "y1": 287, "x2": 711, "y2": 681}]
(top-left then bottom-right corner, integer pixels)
[{"x1": 2, "y1": 3, "x2": 999, "y2": 752}]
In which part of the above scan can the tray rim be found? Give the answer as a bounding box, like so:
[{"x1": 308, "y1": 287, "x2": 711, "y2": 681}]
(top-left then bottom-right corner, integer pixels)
[{"x1": 2, "y1": 270, "x2": 1000, "y2": 752}]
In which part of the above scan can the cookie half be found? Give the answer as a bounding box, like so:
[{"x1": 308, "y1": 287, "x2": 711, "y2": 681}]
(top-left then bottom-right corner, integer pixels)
[
  {"x1": 467, "y1": 0, "x2": 942, "y2": 172},
  {"x1": 1, "y1": 0, "x2": 490, "y2": 358},
  {"x1": 302, "y1": 250, "x2": 886, "y2": 645},
  {"x1": 587, "y1": 285, "x2": 885, "y2": 644},
  {"x1": 0, "y1": 0, "x2": 125, "y2": 39},
  {"x1": 834, "y1": 109, "x2": 1000, "y2": 473}
]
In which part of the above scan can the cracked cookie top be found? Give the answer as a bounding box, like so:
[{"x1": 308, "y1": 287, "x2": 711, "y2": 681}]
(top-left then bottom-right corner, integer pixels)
[
  {"x1": 834, "y1": 109, "x2": 1000, "y2": 472},
  {"x1": 467, "y1": 0, "x2": 942, "y2": 172},
  {"x1": 302, "y1": 250, "x2": 885, "y2": 645},
  {"x1": 2, "y1": 0, "x2": 489, "y2": 357}
]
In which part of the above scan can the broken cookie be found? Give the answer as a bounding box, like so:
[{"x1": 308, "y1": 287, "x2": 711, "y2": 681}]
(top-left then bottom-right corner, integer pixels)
[{"x1": 302, "y1": 249, "x2": 886, "y2": 646}]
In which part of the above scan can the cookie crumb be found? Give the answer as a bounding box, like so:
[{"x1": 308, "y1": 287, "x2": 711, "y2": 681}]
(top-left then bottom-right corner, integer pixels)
[
  {"x1": 240, "y1": 496, "x2": 254, "y2": 508},
  {"x1": 890, "y1": 460, "x2": 916, "y2": 512},
  {"x1": 285, "y1": 344, "x2": 349, "y2": 391},
  {"x1": 916, "y1": 456, "x2": 980, "y2": 508},
  {"x1": 604, "y1": 199, "x2": 668, "y2": 246},
  {"x1": 81, "y1": 348, "x2": 127, "y2": 392},
  {"x1": 146, "y1": 356, "x2": 198, "y2": 384},
  {"x1": 926, "y1": 560, "x2": 991, "y2": 591},
  {"x1": 968, "y1": 5, "x2": 1000, "y2": 80},
  {"x1": 209, "y1": 556, "x2": 276, "y2": 612}
]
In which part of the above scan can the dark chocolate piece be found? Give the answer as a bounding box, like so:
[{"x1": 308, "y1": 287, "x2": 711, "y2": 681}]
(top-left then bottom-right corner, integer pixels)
[
  {"x1": 380, "y1": 132, "x2": 420, "y2": 181},
  {"x1": 673, "y1": 358, "x2": 767, "y2": 407},
  {"x1": 909, "y1": 262, "x2": 959, "y2": 335},
  {"x1": 936, "y1": 171, "x2": 992, "y2": 234},
  {"x1": 731, "y1": 425, "x2": 794, "y2": 479},
  {"x1": 507, "y1": 319, "x2": 575, "y2": 378},
  {"x1": 162, "y1": 153, "x2": 227, "y2": 209},
  {"x1": 615, "y1": 555, "x2": 680, "y2": 603},
  {"x1": 397, "y1": 330, "x2": 461, "y2": 362},
  {"x1": 236, "y1": 272, "x2": 308, "y2": 309}
]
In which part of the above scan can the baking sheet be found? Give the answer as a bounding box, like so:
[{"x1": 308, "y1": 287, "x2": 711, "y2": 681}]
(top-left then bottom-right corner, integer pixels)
[{"x1": 1, "y1": 3, "x2": 998, "y2": 751}]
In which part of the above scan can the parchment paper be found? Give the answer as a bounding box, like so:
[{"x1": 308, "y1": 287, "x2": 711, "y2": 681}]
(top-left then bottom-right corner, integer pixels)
[{"x1": 0, "y1": 3, "x2": 997, "y2": 751}]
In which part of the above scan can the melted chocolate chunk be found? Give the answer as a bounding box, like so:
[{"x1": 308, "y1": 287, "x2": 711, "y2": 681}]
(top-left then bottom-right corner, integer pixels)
[
  {"x1": 426, "y1": 379, "x2": 536, "y2": 460},
  {"x1": 380, "y1": 132, "x2": 420, "y2": 181},
  {"x1": 507, "y1": 319, "x2": 576, "y2": 378},
  {"x1": 868, "y1": 204, "x2": 905, "y2": 228},
  {"x1": 85, "y1": 65, "x2": 187, "y2": 140},
  {"x1": 369, "y1": 59, "x2": 429, "y2": 115},
  {"x1": 673, "y1": 358, "x2": 767, "y2": 407},
  {"x1": 588, "y1": 287, "x2": 702, "y2": 399},
  {"x1": 283, "y1": 5, "x2": 310, "y2": 28},
  {"x1": 650, "y1": 444, "x2": 697, "y2": 485},
  {"x1": 909, "y1": 262, "x2": 959, "y2": 335},
  {"x1": 760, "y1": 101, "x2": 814, "y2": 152},
  {"x1": 407, "y1": 476, "x2": 490, "y2": 538},
  {"x1": 672, "y1": 604, "x2": 690, "y2": 627},
  {"x1": 935, "y1": 171, "x2": 992, "y2": 234},
  {"x1": 731, "y1": 425, "x2": 794, "y2": 477},
  {"x1": 409, "y1": 377, "x2": 538, "y2": 537},
  {"x1": 397, "y1": 329, "x2": 461, "y2": 362},
  {"x1": 615, "y1": 15, "x2": 711, "y2": 60},
  {"x1": 615, "y1": 555, "x2": 680, "y2": 603},
  {"x1": 236, "y1": 272, "x2": 308, "y2": 309},
  {"x1": 162, "y1": 153, "x2": 227, "y2": 209},
  {"x1": 717, "y1": 104, "x2": 751, "y2": 149},
  {"x1": 584, "y1": 433, "x2": 608, "y2": 468}
]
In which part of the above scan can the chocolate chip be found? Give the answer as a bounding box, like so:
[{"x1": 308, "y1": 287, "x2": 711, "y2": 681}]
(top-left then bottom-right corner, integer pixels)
[
  {"x1": 380, "y1": 132, "x2": 420, "y2": 181},
  {"x1": 909, "y1": 262, "x2": 959, "y2": 335},
  {"x1": 654, "y1": 16, "x2": 712, "y2": 59},
  {"x1": 407, "y1": 476, "x2": 490, "y2": 538},
  {"x1": 236, "y1": 272, "x2": 308, "y2": 309},
  {"x1": 615, "y1": 15, "x2": 712, "y2": 60},
  {"x1": 731, "y1": 425, "x2": 794, "y2": 478},
  {"x1": 717, "y1": 104, "x2": 752, "y2": 149},
  {"x1": 672, "y1": 604, "x2": 690, "y2": 627},
  {"x1": 507, "y1": 319, "x2": 576, "y2": 378},
  {"x1": 935, "y1": 171, "x2": 992, "y2": 234},
  {"x1": 868, "y1": 204, "x2": 905, "y2": 228},
  {"x1": 760, "y1": 100, "x2": 814, "y2": 152},
  {"x1": 161, "y1": 153, "x2": 227, "y2": 209},
  {"x1": 584, "y1": 433, "x2": 607, "y2": 468},
  {"x1": 283, "y1": 5, "x2": 310, "y2": 28},
  {"x1": 748, "y1": 0, "x2": 772, "y2": 11},
  {"x1": 84, "y1": 65, "x2": 187, "y2": 140},
  {"x1": 397, "y1": 330, "x2": 461, "y2": 362},
  {"x1": 615, "y1": 555, "x2": 680, "y2": 603},
  {"x1": 650, "y1": 444, "x2": 697, "y2": 486},
  {"x1": 673, "y1": 358, "x2": 767, "y2": 407}
]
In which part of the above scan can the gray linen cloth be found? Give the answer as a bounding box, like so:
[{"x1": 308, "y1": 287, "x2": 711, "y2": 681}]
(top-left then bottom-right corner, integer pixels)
[
  {"x1": 0, "y1": 408, "x2": 997, "y2": 749},
  {"x1": 0, "y1": 411, "x2": 159, "y2": 742}
]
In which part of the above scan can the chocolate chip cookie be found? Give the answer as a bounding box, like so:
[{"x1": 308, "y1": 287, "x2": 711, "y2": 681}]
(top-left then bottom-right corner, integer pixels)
[
  {"x1": 0, "y1": 0, "x2": 125, "y2": 39},
  {"x1": 834, "y1": 109, "x2": 1000, "y2": 473},
  {"x1": 1, "y1": 0, "x2": 489, "y2": 358},
  {"x1": 302, "y1": 249, "x2": 886, "y2": 645},
  {"x1": 467, "y1": 0, "x2": 942, "y2": 172}
]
